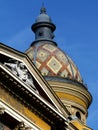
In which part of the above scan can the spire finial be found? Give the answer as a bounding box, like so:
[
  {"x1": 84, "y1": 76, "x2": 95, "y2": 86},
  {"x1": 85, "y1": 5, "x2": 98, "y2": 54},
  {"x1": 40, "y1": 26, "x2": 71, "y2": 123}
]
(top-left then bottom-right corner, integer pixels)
[
  {"x1": 42, "y1": 2, "x2": 44, "y2": 7},
  {"x1": 31, "y1": 4, "x2": 56, "y2": 45},
  {"x1": 40, "y1": 3, "x2": 46, "y2": 14}
]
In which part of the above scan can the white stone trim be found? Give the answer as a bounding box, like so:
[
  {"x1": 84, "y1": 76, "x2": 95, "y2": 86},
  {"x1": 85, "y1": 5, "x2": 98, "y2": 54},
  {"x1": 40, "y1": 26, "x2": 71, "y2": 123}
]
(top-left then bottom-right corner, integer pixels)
[
  {"x1": 0, "y1": 100, "x2": 41, "y2": 130},
  {"x1": 0, "y1": 63, "x2": 67, "y2": 122},
  {"x1": 0, "y1": 50, "x2": 63, "y2": 114}
]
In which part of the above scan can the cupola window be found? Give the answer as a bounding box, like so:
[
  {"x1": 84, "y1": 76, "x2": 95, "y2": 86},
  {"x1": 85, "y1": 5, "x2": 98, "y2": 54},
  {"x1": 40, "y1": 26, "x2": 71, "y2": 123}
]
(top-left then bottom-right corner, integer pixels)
[
  {"x1": 39, "y1": 31, "x2": 43, "y2": 36},
  {"x1": 76, "y1": 111, "x2": 81, "y2": 120}
]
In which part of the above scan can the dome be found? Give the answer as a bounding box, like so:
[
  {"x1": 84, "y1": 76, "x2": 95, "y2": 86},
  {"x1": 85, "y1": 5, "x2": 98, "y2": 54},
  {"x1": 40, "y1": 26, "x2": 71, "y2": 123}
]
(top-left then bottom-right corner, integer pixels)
[
  {"x1": 36, "y1": 13, "x2": 51, "y2": 23},
  {"x1": 26, "y1": 41, "x2": 83, "y2": 84},
  {"x1": 35, "y1": 7, "x2": 51, "y2": 23},
  {"x1": 25, "y1": 7, "x2": 92, "y2": 124},
  {"x1": 36, "y1": 7, "x2": 52, "y2": 23},
  {"x1": 25, "y1": 6, "x2": 83, "y2": 84}
]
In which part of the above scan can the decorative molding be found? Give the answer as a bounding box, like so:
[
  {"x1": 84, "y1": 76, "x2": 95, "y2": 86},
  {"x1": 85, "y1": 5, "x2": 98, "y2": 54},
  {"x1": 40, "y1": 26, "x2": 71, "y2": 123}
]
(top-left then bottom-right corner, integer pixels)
[
  {"x1": 0, "y1": 44, "x2": 69, "y2": 116},
  {"x1": 13, "y1": 122, "x2": 32, "y2": 130},
  {"x1": 4, "y1": 60, "x2": 39, "y2": 94},
  {"x1": 0, "y1": 100, "x2": 41, "y2": 130},
  {"x1": 48, "y1": 80, "x2": 92, "y2": 109},
  {"x1": 0, "y1": 105, "x2": 5, "y2": 114}
]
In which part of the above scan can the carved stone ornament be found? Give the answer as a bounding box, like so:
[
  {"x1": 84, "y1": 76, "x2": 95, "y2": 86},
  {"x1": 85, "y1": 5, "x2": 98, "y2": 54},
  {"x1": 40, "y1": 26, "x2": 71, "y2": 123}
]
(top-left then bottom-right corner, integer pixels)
[
  {"x1": 0, "y1": 122, "x2": 4, "y2": 130},
  {"x1": 0, "y1": 106, "x2": 5, "y2": 115},
  {"x1": 13, "y1": 122, "x2": 31, "y2": 130},
  {"x1": 4, "y1": 60, "x2": 39, "y2": 94}
]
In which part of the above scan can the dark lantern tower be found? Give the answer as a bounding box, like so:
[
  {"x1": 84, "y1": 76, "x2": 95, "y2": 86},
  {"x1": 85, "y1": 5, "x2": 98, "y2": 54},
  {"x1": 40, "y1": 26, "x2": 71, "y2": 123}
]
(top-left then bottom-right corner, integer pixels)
[{"x1": 31, "y1": 6, "x2": 56, "y2": 45}]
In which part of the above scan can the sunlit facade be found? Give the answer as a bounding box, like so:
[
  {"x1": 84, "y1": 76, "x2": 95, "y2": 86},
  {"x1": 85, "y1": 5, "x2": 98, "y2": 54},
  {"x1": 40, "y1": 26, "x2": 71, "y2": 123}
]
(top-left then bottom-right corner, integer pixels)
[{"x1": 0, "y1": 6, "x2": 92, "y2": 130}]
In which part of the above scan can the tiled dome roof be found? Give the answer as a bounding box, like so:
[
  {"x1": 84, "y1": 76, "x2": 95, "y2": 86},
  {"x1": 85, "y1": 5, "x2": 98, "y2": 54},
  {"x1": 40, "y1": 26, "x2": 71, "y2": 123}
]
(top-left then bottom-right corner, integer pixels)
[
  {"x1": 26, "y1": 41, "x2": 83, "y2": 83},
  {"x1": 25, "y1": 6, "x2": 83, "y2": 84}
]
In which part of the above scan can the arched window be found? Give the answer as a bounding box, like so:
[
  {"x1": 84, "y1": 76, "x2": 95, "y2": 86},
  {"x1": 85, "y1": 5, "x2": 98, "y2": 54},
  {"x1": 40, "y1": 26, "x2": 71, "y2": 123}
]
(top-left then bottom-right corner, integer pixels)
[{"x1": 76, "y1": 111, "x2": 81, "y2": 120}]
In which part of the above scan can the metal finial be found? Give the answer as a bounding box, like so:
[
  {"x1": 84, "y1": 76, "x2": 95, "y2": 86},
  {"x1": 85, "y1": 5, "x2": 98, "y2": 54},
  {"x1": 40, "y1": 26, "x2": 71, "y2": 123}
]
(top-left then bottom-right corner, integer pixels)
[
  {"x1": 40, "y1": 3, "x2": 46, "y2": 14},
  {"x1": 42, "y1": 2, "x2": 44, "y2": 7}
]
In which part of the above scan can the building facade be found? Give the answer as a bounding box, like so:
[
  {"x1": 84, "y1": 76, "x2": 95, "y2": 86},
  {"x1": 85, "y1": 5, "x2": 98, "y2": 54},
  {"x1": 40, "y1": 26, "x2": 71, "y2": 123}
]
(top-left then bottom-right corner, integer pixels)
[{"x1": 0, "y1": 6, "x2": 92, "y2": 130}]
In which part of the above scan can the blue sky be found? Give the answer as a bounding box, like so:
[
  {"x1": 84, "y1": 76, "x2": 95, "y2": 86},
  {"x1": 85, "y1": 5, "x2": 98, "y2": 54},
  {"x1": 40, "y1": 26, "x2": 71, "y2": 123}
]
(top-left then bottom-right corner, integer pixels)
[{"x1": 0, "y1": 0, "x2": 98, "y2": 129}]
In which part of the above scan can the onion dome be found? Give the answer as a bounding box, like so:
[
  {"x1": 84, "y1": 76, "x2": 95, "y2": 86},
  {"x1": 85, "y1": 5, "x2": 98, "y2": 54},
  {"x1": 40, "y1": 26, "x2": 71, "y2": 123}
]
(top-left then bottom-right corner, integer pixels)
[{"x1": 35, "y1": 7, "x2": 52, "y2": 23}]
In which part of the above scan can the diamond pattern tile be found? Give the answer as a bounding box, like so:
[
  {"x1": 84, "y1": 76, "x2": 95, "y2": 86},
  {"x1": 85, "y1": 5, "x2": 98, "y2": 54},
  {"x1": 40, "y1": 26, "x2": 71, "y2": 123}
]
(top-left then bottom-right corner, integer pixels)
[
  {"x1": 41, "y1": 67, "x2": 49, "y2": 76},
  {"x1": 26, "y1": 43, "x2": 83, "y2": 83},
  {"x1": 56, "y1": 51, "x2": 68, "y2": 63},
  {"x1": 43, "y1": 44, "x2": 56, "y2": 52},
  {"x1": 47, "y1": 56, "x2": 62, "y2": 74},
  {"x1": 27, "y1": 49, "x2": 34, "y2": 59},
  {"x1": 36, "y1": 61, "x2": 41, "y2": 69},
  {"x1": 61, "y1": 70, "x2": 69, "y2": 78},
  {"x1": 37, "y1": 49, "x2": 49, "y2": 62},
  {"x1": 67, "y1": 64, "x2": 77, "y2": 77}
]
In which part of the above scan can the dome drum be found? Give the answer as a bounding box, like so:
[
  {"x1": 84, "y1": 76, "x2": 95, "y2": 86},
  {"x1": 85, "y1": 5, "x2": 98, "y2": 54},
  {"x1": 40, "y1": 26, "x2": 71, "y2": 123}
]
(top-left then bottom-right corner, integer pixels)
[
  {"x1": 46, "y1": 79, "x2": 92, "y2": 123},
  {"x1": 46, "y1": 80, "x2": 92, "y2": 109}
]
